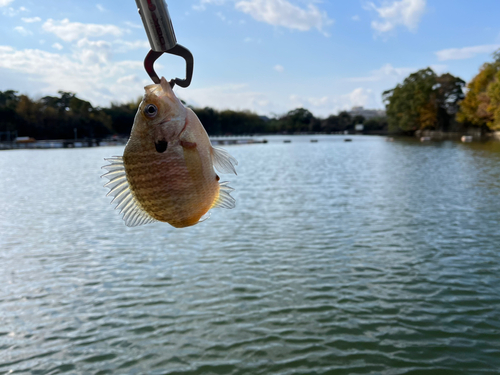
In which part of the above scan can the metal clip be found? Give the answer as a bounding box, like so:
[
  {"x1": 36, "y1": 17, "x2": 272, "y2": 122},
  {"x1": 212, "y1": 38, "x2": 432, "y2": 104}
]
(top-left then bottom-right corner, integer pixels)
[{"x1": 135, "y1": 0, "x2": 194, "y2": 88}]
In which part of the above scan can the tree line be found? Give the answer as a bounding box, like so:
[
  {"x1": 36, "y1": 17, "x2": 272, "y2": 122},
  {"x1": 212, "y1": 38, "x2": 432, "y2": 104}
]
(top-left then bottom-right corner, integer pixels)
[
  {"x1": 7, "y1": 49, "x2": 500, "y2": 140},
  {"x1": 383, "y1": 50, "x2": 500, "y2": 134},
  {"x1": 4, "y1": 49, "x2": 500, "y2": 141},
  {"x1": 0, "y1": 91, "x2": 386, "y2": 141}
]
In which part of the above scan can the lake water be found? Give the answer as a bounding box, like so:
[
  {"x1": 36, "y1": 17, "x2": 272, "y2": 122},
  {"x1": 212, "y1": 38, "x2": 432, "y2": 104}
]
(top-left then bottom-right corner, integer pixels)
[{"x1": 1, "y1": 135, "x2": 499, "y2": 374}]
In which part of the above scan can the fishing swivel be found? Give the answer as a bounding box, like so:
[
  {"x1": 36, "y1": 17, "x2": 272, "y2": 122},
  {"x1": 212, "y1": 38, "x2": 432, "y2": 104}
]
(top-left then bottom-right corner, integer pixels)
[{"x1": 135, "y1": 0, "x2": 194, "y2": 88}]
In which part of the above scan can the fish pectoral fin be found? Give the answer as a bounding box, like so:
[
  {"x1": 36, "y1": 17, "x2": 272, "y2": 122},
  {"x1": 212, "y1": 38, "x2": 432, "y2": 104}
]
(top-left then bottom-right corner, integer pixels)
[
  {"x1": 211, "y1": 146, "x2": 238, "y2": 175},
  {"x1": 180, "y1": 140, "x2": 197, "y2": 149},
  {"x1": 212, "y1": 181, "x2": 236, "y2": 209},
  {"x1": 101, "y1": 156, "x2": 157, "y2": 227}
]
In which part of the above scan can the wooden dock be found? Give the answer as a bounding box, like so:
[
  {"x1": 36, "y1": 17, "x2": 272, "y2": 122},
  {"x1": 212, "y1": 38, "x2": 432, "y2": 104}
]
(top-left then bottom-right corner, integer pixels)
[{"x1": 209, "y1": 138, "x2": 266, "y2": 145}]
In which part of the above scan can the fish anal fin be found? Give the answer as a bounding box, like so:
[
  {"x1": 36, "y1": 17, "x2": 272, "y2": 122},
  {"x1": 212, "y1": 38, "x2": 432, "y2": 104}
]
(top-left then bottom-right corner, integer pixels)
[
  {"x1": 198, "y1": 212, "x2": 211, "y2": 223},
  {"x1": 101, "y1": 156, "x2": 157, "y2": 227},
  {"x1": 212, "y1": 181, "x2": 235, "y2": 209}
]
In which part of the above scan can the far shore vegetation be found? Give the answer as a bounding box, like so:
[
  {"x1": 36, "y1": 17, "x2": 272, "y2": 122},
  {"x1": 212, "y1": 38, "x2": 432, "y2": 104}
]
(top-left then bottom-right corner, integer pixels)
[{"x1": 1, "y1": 50, "x2": 500, "y2": 141}]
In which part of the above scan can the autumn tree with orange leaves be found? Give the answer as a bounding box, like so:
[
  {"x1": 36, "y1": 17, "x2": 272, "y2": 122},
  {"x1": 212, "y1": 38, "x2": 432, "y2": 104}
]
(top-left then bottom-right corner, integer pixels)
[{"x1": 457, "y1": 51, "x2": 500, "y2": 129}]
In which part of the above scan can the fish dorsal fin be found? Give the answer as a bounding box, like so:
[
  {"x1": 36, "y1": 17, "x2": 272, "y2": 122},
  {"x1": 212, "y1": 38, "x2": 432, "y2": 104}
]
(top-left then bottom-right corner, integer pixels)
[
  {"x1": 211, "y1": 146, "x2": 238, "y2": 175},
  {"x1": 101, "y1": 156, "x2": 157, "y2": 227},
  {"x1": 212, "y1": 181, "x2": 236, "y2": 209}
]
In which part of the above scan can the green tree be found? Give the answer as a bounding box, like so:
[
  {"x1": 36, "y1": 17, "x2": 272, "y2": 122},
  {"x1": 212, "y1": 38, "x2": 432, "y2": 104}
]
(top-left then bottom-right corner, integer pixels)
[
  {"x1": 352, "y1": 115, "x2": 365, "y2": 125},
  {"x1": 338, "y1": 111, "x2": 353, "y2": 131},
  {"x1": 364, "y1": 117, "x2": 388, "y2": 132},
  {"x1": 16, "y1": 94, "x2": 43, "y2": 137},
  {"x1": 193, "y1": 107, "x2": 221, "y2": 135},
  {"x1": 0, "y1": 90, "x2": 20, "y2": 136},
  {"x1": 383, "y1": 68, "x2": 464, "y2": 134},
  {"x1": 219, "y1": 110, "x2": 266, "y2": 135},
  {"x1": 383, "y1": 68, "x2": 437, "y2": 133},
  {"x1": 0, "y1": 90, "x2": 19, "y2": 108},
  {"x1": 277, "y1": 108, "x2": 315, "y2": 133},
  {"x1": 321, "y1": 114, "x2": 339, "y2": 133},
  {"x1": 103, "y1": 99, "x2": 140, "y2": 135},
  {"x1": 67, "y1": 96, "x2": 113, "y2": 138},
  {"x1": 321, "y1": 112, "x2": 353, "y2": 133},
  {"x1": 434, "y1": 73, "x2": 466, "y2": 131}
]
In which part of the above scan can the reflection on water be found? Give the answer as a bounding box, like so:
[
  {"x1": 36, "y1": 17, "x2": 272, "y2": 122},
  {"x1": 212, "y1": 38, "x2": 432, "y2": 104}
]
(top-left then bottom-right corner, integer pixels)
[{"x1": 1, "y1": 135, "x2": 499, "y2": 374}]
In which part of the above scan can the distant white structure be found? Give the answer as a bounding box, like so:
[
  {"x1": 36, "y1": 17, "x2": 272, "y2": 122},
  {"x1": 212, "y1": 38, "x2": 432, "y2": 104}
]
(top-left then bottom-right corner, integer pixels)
[{"x1": 348, "y1": 106, "x2": 386, "y2": 119}]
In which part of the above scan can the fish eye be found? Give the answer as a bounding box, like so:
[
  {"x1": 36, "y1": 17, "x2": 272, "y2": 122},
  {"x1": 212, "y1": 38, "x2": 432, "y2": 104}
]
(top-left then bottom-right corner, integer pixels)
[{"x1": 144, "y1": 104, "x2": 158, "y2": 118}]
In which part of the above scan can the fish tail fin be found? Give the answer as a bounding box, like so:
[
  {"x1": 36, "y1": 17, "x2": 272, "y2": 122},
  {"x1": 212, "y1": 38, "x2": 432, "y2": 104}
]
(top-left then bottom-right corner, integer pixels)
[
  {"x1": 101, "y1": 156, "x2": 157, "y2": 227},
  {"x1": 212, "y1": 181, "x2": 236, "y2": 209},
  {"x1": 211, "y1": 146, "x2": 238, "y2": 175}
]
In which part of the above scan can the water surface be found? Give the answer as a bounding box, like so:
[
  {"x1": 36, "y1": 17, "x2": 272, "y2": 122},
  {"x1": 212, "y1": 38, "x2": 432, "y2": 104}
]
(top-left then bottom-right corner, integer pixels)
[{"x1": 1, "y1": 135, "x2": 499, "y2": 374}]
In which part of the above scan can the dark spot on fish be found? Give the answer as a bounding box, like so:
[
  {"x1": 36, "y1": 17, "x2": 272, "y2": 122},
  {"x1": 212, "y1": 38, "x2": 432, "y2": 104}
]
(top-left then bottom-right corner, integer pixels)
[
  {"x1": 216, "y1": 174, "x2": 220, "y2": 181},
  {"x1": 155, "y1": 140, "x2": 168, "y2": 153}
]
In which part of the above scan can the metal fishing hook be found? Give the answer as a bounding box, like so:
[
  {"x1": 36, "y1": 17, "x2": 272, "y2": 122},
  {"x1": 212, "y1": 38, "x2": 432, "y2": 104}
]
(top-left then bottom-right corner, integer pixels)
[{"x1": 135, "y1": 0, "x2": 194, "y2": 88}]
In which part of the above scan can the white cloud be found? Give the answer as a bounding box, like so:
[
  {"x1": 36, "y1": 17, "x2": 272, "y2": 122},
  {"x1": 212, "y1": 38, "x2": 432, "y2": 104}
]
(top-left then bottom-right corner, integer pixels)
[
  {"x1": 74, "y1": 38, "x2": 112, "y2": 65},
  {"x1": 347, "y1": 87, "x2": 373, "y2": 107},
  {"x1": 216, "y1": 11, "x2": 226, "y2": 21},
  {"x1": 235, "y1": 0, "x2": 333, "y2": 34},
  {"x1": 0, "y1": 45, "x2": 146, "y2": 106},
  {"x1": 435, "y1": 44, "x2": 500, "y2": 61},
  {"x1": 52, "y1": 43, "x2": 63, "y2": 50},
  {"x1": 14, "y1": 26, "x2": 32, "y2": 36},
  {"x1": 113, "y1": 39, "x2": 150, "y2": 52},
  {"x1": 274, "y1": 64, "x2": 284, "y2": 72},
  {"x1": 42, "y1": 18, "x2": 123, "y2": 42},
  {"x1": 193, "y1": 0, "x2": 226, "y2": 11},
  {"x1": 21, "y1": 16, "x2": 41, "y2": 23},
  {"x1": 244, "y1": 37, "x2": 262, "y2": 43},
  {"x1": 367, "y1": 0, "x2": 426, "y2": 34},
  {"x1": 352, "y1": 15, "x2": 360, "y2": 21},
  {"x1": 96, "y1": 4, "x2": 106, "y2": 12},
  {"x1": 124, "y1": 21, "x2": 142, "y2": 29},
  {"x1": 0, "y1": 41, "x2": 387, "y2": 117},
  {"x1": 2, "y1": 5, "x2": 27, "y2": 16},
  {"x1": 0, "y1": 0, "x2": 14, "y2": 7},
  {"x1": 289, "y1": 87, "x2": 379, "y2": 116},
  {"x1": 346, "y1": 63, "x2": 415, "y2": 82},
  {"x1": 117, "y1": 74, "x2": 143, "y2": 85},
  {"x1": 180, "y1": 83, "x2": 278, "y2": 114},
  {"x1": 176, "y1": 83, "x2": 383, "y2": 118}
]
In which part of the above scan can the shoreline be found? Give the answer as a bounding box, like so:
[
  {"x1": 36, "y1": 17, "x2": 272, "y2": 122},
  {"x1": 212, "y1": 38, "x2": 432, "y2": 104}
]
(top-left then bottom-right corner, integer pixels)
[{"x1": 2, "y1": 131, "x2": 499, "y2": 151}]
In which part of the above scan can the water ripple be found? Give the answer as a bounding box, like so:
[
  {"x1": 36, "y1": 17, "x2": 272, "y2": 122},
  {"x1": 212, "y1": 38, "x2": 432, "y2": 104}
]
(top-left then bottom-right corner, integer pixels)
[{"x1": 0, "y1": 138, "x2": 500, "y2": 374}]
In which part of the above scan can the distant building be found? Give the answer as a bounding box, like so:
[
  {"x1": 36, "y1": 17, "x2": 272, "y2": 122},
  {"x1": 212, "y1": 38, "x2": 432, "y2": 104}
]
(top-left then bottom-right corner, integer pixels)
[{"x1": 348, "y1": 106, "x2": 386, "y2": 119}]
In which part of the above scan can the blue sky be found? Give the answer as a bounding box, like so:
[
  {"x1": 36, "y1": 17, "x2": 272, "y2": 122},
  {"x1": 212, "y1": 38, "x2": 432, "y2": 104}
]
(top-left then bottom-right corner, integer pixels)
[{"x1": 1, "y1": 0, "x2": 500, "y2": 117}]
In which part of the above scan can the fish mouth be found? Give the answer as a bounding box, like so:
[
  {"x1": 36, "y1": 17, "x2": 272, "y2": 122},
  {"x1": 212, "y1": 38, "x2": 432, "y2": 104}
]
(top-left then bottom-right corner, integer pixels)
[{"x1": 155, "y1": 139, "x2": 168, "y2": 153}]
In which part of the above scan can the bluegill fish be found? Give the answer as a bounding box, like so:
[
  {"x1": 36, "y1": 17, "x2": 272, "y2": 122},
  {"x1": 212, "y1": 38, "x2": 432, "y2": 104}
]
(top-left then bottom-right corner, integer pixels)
[{"x1": 102, "y1": 77, "x2": 237, "y2": 228}]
